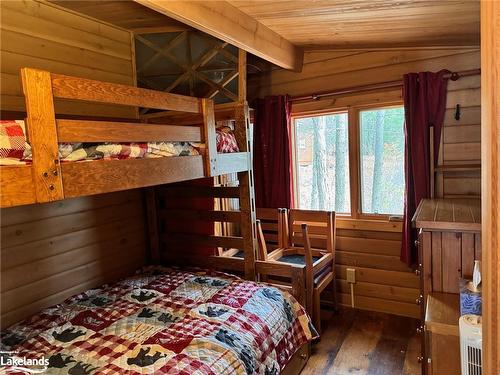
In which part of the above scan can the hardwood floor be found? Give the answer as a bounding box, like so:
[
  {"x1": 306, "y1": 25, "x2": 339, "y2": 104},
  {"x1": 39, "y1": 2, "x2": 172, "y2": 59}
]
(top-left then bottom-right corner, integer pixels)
[{"x1": 302, "y1": 309, "x2": 421, "y2": 375}]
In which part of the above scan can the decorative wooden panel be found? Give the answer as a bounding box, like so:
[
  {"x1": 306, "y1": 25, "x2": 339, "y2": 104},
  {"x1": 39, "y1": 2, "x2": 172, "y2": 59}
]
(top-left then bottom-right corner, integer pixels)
[
  {"x1": 0, "y1": 0, "x2": 137, "y2": 118},
  {"x1": 0, "y1": 190, "x2": 147, "y2": 328}
]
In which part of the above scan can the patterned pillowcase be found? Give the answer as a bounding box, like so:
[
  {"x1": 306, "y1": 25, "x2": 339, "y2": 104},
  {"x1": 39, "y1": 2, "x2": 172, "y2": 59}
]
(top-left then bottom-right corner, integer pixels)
[
  {"x1": 0, "y1": 120, "x2": 30, "y2": 160},
  {"x1": 216, "y1": 128, "x2": 239, "y2": 153}
]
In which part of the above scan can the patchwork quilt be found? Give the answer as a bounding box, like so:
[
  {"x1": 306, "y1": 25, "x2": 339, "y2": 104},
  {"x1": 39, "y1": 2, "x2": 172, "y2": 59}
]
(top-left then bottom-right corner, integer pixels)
[
  {"x1": 0, "y1": 267, "x2": 316, "y2": 374},
  {"x1": 0, "y1": 120, "x2": 239, "y2": 165}
]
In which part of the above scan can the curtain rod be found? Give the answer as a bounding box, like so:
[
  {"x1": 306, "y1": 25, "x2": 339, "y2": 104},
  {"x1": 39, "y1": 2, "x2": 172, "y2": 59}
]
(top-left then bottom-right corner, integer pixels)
[{"x1": 290, "y1": 68, "x2": 481, "y2": 103}]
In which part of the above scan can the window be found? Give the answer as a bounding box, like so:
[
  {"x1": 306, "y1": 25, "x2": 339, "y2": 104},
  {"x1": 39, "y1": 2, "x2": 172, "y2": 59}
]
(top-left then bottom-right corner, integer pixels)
[
  {"x1": 359, "y1": 107, "x2": 405, "y2": 215},
  {"x1": 293, "y1": 112, "x2": 351, "y2": 213},
  {"x1": 292, "y1": 104, "x2": 405, "y2": 219}
]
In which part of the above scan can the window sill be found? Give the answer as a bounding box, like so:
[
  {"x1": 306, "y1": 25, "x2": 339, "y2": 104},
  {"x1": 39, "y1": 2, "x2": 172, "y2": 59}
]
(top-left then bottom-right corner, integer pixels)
[{"x1": 357, "y1": 214, "x2": 403, "y2": 221}]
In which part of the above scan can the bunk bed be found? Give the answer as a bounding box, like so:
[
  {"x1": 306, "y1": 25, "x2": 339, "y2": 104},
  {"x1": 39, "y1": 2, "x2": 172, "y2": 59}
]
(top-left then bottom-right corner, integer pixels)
[
  {"x1": 0, "y1": 68, "x2": 314, "y2": 374},
  {"x1": 0, "y1": 68, "x2": 250, "y2": 208}
]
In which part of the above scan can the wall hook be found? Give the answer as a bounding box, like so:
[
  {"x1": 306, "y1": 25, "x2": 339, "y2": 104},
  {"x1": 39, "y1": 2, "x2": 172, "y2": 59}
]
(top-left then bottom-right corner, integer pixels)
[{"x1": 455, "y1": 104, "x2": 461, "y2": 121}]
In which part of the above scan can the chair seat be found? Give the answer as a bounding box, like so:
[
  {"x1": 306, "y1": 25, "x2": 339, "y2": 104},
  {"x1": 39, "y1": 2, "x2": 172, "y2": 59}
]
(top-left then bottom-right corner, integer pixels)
[
  {"x1": 278, "y1": 254, "x2": 321, "y2": 265},
  {"x1": 277, "y1": 254, "x2": 332, "y2": 286},
  {"x1": 232, "y1": 250, "x2": 245, "y2": 258}
]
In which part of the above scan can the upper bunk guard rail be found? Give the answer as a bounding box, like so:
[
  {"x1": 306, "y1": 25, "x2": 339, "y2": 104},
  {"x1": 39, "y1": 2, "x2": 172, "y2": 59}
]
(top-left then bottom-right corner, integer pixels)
[
  {"x1": 56, "y1": 120, "x2": 202, "y2": 143},
  {"x1": 0, "y1": 68, "x2": 249, "y2": 208},
  {"x1": 140, "y1": 101, "x2": 253, "y2": 176},
  {"x1": 50, "y1": 72, "x2": 202, "y2": 113}
]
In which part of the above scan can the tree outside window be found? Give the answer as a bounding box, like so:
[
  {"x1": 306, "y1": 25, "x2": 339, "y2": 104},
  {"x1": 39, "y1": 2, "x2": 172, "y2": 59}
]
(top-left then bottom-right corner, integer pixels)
[
  {"x1": 294, "y1": 112, "x2": 350, "y2": 213},
  {"x1": 292, "y1": 105, "x2": 405, "y2": 218}
]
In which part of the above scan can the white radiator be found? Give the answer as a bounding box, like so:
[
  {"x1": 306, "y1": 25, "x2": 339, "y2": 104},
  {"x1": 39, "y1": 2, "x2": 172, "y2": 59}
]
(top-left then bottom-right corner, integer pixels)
[{"x1": 460, "y1": 314, "x2": 482, "y2": 375}]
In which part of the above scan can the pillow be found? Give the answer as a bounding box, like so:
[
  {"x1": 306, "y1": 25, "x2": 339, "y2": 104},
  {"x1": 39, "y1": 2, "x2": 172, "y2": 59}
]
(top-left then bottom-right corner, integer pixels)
[{"x1": 0, "y1": 120, "x2": 30, "y2": 161}]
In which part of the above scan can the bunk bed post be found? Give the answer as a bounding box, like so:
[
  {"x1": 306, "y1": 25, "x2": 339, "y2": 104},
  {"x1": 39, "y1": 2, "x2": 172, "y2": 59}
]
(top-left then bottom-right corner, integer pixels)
[
  {"x1": 235, "y1": 102, "x2": 257, "y2": 280},
  {"x1": 201, "y1": 98, "x2": 218, "y2": 176},
  {"x1": 20, "y1": 68, "x2": 63, "y2": 203},
  {"x1": 238, "y1": 49, "x2": 247, "y2": 102}
]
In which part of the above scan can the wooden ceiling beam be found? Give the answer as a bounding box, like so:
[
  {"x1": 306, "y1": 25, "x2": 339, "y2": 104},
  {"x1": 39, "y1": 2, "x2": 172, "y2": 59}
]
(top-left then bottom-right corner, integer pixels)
[
  {"x1": 134, "y1": 0, "x2": 303, "y2": 71},
  {"x1": 302, "y1": 44, "x2": 481, "y2": 52},
  {"x1": 132, "y1": 25, "x2": 193, "y2": 34}
]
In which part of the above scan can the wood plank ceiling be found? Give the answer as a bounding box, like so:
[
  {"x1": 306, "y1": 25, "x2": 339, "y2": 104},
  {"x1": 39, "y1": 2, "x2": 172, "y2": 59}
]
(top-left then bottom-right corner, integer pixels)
[
  {"x1": 52, "y1": 0, "x2": 480, "y2": 71},
  {"x1": 228, "y1": 0, "x2": 480, "y2": 49}
]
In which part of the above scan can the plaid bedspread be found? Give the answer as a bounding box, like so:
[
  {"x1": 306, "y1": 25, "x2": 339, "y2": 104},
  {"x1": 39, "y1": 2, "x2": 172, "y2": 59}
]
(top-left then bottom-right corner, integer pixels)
[
  {"x1": 0, "y1": 121, "x2": 239, "y2": 165},
  {"x1": 0, "y1": 267, "x2": 316, "y2": 374}
]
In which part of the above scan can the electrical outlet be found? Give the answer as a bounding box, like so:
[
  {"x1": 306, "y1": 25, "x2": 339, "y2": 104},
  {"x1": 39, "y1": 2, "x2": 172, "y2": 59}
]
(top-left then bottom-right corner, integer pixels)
[{"x1": 346, "y1": 268, "x2": 356, "y2": 283}]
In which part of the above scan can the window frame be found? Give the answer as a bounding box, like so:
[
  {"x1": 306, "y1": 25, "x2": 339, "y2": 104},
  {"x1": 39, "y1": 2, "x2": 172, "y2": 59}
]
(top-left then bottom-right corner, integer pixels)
[
  {"x1": 291, "y1": 100, "x2": 404, "y2": 221},
  {"x1": 291, "y1": 109, "x2": 352, "y2": 217}
]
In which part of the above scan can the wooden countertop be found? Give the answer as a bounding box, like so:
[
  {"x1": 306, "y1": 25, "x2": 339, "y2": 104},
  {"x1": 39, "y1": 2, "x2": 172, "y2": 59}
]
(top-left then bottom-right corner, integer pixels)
[
  {"x1": 425, "y1": 292, "x2": 460, "y2": 336},
  {"x1": 413, "y1": 198, "x2": 481, "y2": 232}
]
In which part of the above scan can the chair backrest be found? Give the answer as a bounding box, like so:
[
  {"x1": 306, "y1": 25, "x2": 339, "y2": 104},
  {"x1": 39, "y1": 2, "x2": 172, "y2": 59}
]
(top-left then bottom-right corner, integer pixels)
[
  {"x1": 256, "y1": 208, "x2": 287, "y2": 252},
  {"x1": 286, "y1": 209, "x2": 336, "y2": 254}
]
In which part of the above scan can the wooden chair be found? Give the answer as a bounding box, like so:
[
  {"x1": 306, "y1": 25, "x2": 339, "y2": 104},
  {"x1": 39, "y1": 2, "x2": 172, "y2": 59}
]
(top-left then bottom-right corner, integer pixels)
[
  {"x1": 255, "y1": 207, "x2": 287, "y2": 255},
  {"x1": 255, "y1": 219, "x2": 308, "y2": 310},
  {"x1": 256, "y1": 209, "x2": 336, "y2": 333},
  {"x1": 217, "y1": 207, "x2": 286, "y2": 260}
]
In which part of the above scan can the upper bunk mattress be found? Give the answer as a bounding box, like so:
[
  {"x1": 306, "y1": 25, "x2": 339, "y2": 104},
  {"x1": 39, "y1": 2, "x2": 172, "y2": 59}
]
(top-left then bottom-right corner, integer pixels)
[
  {"x1": 0, "y1": 120, "x2": 239, "y2": 166},
  {"x1": 0, "y1": 266, "x2": 316, "y2": 374}
]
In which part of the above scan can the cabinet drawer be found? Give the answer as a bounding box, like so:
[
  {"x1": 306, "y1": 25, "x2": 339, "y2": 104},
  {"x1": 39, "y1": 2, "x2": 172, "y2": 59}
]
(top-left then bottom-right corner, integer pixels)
[{"x1": 426, "y1": 330, "x2": 461, "y2": 375}]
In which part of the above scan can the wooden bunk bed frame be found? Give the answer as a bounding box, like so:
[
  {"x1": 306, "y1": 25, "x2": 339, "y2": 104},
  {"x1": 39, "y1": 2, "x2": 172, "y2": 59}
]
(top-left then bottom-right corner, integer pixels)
[{"x1": 0, "y1": 67, "x2": 251, "y2": 208}]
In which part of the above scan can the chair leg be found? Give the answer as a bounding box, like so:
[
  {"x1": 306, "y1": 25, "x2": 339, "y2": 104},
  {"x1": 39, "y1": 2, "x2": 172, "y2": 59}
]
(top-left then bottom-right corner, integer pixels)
[
  {"x1": 331, "y1": 276, "x2": 338, "y2": 312},
  {"x1": 306, "y1": 288, "x2": 314, "y2": 319},
  {"x1": 313, "y1": 289, "x2": 321, "y2": 334}
]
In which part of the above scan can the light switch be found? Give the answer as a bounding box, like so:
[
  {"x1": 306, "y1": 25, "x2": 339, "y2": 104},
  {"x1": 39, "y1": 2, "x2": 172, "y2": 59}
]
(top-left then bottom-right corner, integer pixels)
[{"x1": 346, "y1": 268, "x2": 356, "y2": 283}]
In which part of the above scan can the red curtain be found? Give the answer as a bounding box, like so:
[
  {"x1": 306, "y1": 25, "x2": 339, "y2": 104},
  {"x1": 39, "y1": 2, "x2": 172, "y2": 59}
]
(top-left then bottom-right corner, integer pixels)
[
  {"x1": 401, "y1": 70, "x2": 449, "y2": 265},
  {"x1": 253, "y1": 95, "x2": 293, "y2": 208}
]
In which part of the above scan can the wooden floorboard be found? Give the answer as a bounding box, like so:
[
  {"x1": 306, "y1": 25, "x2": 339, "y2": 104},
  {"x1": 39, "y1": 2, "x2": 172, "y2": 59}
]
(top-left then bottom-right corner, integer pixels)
[{"x1": 302, "y1": 308, "x2": 421, "y2": 375}]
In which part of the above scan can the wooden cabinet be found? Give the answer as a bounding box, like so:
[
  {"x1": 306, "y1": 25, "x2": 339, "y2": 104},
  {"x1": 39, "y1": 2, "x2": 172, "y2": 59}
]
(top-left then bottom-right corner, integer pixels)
[
  {"x1": 425, "y1": 293, "x2": 461, "y2": 375},
  {"x1": 413, "y1": 198, "x2": 482, "y2": 373}
]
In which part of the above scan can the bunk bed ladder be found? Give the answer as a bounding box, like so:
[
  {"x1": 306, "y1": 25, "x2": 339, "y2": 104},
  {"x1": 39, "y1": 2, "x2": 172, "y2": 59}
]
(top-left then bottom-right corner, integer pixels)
[
  {"x1": 145, "y1": 102, "x2": 258, "y2": 280},
  {"x1": 235, "y1": 102, "x2": 257, "y2": 279}
]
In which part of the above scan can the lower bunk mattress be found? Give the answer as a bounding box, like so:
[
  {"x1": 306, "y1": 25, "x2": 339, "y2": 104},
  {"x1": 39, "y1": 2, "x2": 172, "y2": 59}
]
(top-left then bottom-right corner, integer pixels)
[{"x1": 0, "y1": 267, "x2": 317, "y2": 374}]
